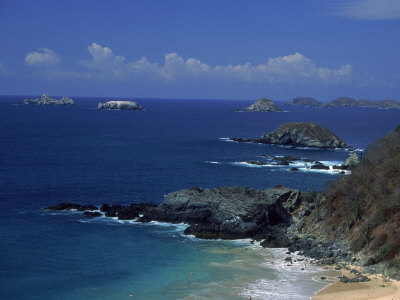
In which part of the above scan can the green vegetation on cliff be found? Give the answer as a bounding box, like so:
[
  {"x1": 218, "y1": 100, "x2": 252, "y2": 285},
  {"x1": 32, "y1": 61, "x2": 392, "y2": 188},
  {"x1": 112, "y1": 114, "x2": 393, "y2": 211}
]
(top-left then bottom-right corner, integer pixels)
[{"x1": 315, "y1": 126, "x2": 400, "y2": 267}]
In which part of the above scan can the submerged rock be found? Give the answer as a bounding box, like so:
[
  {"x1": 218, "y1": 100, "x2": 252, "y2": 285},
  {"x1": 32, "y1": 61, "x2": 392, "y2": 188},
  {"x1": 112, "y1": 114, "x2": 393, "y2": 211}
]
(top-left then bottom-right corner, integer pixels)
[
  {"x1": 24, "y1": 94, "x2": 74, "y2": 105},
  {"x1": 239, "y1": 98, "x2": 281, "y2": 112},
  {"x1": 98, "y1": 101, "x2": 143, "y2": 110}
]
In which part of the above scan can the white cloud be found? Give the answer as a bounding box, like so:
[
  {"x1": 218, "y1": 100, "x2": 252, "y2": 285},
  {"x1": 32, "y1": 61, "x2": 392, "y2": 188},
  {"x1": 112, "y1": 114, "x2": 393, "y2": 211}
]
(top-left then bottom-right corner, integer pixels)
[
  {"x1": 82, "y1": 43, "x2": 352, "y2": 85},
  {"x1": 335, "y1": 0, "x2": 400, "y2": 20},
  {"x1": 0, "y1": 62, "x2": 13, "y2": 77},
  {"x1": 25, "y1": 48, "x2": 60, "y2": 66}
]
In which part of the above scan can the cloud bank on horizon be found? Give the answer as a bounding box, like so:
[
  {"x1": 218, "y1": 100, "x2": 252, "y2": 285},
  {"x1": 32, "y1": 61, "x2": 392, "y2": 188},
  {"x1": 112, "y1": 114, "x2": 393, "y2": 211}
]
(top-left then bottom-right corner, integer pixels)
[
  {"x1": 24, "y1": 43, "x2": 352, "y2": 86},
  {"x1": 334, "y1": 0, "x2": 400, "y2": 20}
]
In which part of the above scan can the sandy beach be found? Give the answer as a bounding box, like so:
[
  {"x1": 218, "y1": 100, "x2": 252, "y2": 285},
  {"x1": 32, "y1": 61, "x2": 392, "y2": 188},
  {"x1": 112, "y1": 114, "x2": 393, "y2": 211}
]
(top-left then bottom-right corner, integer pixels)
[{"x1": 313, "y1": 266, "x2": 400, "y2": 300}]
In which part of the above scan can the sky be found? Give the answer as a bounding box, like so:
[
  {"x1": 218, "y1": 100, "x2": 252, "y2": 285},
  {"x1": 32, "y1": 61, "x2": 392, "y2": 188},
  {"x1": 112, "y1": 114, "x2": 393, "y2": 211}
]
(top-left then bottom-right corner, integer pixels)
[{"x1": 0, "y1": 0, "x2": 399, "y2": 101}]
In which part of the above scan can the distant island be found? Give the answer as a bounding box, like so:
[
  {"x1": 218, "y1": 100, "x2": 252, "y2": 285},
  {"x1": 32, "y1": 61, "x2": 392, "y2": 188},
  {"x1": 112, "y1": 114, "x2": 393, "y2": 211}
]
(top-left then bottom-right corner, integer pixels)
[
  {"x1": 236, "y1": 98, "x2": 281, "y2": 112},
  {"x1": 97, "y1": 100, "x2": 143, "y2": 110},
  {"x1": 232, "y1": 122, "x2": 349, "y2": 149},
  {"x1": 286, "y1": 96, "x2": 400, "y2": 109},
  {"x1": 24, "y1": 94, "x2": 74, "y2": 105},
  {"x1": 287, "y1": 97, "x2": 322, "y2": 107}
]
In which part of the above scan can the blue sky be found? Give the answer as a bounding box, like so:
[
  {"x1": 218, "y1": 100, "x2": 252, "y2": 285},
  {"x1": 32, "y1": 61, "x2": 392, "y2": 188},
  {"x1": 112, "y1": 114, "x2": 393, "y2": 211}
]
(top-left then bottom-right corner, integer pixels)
[{"x1": 0, "y1": 0, "x2": 399, "y2": 101}]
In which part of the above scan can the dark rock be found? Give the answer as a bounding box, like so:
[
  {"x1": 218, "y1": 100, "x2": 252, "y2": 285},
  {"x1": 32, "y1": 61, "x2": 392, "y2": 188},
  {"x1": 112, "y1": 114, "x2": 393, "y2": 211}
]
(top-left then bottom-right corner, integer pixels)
[
  {"x1": 255, "y1": 122, "x2": 349, "y2": 149},
  {"x1": 100, "y1": 203, "x2": 157, "y2": 219},
  {"x1": 141, "y1": 186, "x2": 299, "y2": 239},
  {"x1": 245, "y1": 160, "x2": 266, "y2": 165},
  {"x1": 339, "y1": 275, "x2": 349, "y2": 283},
  {"x1": 320, "y1": 276, "x2": 327, "y2": 280},
  {"x1": 289, "y1": 167, "x2": 299, "y2": 171},
  {"x1": 274, "y1": 161, "x2": 290, "y2": 165},
  {"x1": 310, "y1": 163, "x2": 330, "y2": 170}
]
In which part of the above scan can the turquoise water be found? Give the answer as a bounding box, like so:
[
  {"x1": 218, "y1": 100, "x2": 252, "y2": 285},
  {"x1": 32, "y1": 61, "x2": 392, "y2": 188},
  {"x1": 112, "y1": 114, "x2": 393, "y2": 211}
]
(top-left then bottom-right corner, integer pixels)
[{"x1": 1, "y1": 96, "x2": 399, "y2": 299}]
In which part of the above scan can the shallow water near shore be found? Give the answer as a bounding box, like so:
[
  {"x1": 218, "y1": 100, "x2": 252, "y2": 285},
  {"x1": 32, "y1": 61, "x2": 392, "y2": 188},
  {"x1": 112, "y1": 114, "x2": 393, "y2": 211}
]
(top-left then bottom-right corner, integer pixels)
[{"x1": 1, "y1": 96, "x2": 399, "y2": 299}]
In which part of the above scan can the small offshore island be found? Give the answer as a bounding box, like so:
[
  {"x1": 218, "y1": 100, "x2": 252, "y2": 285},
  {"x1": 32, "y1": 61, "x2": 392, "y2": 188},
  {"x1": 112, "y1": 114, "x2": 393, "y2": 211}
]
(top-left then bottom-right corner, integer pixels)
[
  {"x1": 236, "y1": 98, "x2": 281, "y2": 112},
  {"x1": 24, "y1": 94, "x2": 74, "y2": 105},
  {"x1": 97, "y1": 100, "x2": 143, "y2": 110},
  {"x1": 232, "y1": 122, "x2": 349, "y2": 149}
]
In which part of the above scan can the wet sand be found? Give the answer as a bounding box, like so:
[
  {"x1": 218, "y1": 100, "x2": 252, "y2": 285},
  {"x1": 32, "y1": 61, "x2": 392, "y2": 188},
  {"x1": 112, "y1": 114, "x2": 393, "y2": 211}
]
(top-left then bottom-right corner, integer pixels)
[{"x1": 313, "y1": 266, "x2": 400, "y2": 300}]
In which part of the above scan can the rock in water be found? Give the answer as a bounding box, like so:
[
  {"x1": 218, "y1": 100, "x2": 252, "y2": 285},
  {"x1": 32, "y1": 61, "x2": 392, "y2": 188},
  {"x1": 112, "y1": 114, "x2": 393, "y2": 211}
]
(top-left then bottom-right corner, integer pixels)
[
  {"x1": 259, "y1": 122, "x2": 349, "y2": 149},
  {"x1": 139, "y1": 186, "x2": 300, "y2": 239},
  {"x1": 97, "y1": 101, "x2": 143, "y2": 110},
  {"x1": 242, "y1": 98, "x2": 281, "y2": 112},
  {"x1": 24, "y1": 94, "x2": 74, "y2": 105}
]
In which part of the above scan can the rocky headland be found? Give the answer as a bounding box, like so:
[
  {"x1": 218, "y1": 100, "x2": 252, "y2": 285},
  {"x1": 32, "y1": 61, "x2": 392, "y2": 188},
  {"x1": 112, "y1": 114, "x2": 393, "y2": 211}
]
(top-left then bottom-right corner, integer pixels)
[
  {"x1": 232, "y1": 122, "x2": 349, "y2": 149},
  {"x1": 97, "y1": 100, "x2": 143, "y2": 110},
  {"x1": 237, "y1": 98, "x2": 281, "y2": 112},
  {"x1": 24, "y1": 94, "x2": 74, "y2": 105}
]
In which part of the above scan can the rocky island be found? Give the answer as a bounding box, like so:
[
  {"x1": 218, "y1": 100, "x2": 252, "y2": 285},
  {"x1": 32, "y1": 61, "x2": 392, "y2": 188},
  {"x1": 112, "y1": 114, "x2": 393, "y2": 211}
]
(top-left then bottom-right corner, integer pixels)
[
  {"x1": 232, "y1": 122, "x2": 349, "y2": 149},
  {"x1": 24, "y1": 94, "x2": 74, "y2": 105},
  {"x1": 285, "y1": 96, "x2": 400, "y2": 109},
  {"x1": 237, "y1": 98, "x2": 281, "y2": 112},
  {"x1": 324, "y1": 97, "x2": 400, "y2": 109},
  {"x1": 286, "y1": 97, "x2": 322, "y2": 107},
  {"x1": 97, "y1": 100, "x2": 143, "y2": 110}
]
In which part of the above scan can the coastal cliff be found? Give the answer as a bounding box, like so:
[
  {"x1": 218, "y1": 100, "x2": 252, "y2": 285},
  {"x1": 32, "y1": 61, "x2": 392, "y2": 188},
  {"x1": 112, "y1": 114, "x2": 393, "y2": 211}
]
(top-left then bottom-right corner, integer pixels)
[
  {"x1": 238, "y1": 98, "x2": 281, "y2": 112},
  {"x1": 233, "y1": 122, "x2": 349, "y2": 149},
  {"x1": 299, "y1": 125, "x2": 400, "y2": 279},
  {"x1": 97, "y1": 100, "x2": 143, "y2": 110},
  {"x1": 24, "y1": 94, "x2": 74, "y2": 105}
]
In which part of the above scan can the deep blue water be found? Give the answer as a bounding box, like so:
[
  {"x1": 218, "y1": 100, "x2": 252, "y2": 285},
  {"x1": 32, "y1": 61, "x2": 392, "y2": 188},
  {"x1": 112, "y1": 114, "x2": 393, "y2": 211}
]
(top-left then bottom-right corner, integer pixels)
[{"x1": 1, "y1": 96, "x2": 399, "y2": 299}]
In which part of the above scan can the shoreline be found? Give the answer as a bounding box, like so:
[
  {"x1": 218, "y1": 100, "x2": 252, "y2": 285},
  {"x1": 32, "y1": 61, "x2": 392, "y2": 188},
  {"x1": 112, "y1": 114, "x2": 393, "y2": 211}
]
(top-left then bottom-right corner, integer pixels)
[{"x1": 312, "y1": 265, "x2": 400, "y2": 300}]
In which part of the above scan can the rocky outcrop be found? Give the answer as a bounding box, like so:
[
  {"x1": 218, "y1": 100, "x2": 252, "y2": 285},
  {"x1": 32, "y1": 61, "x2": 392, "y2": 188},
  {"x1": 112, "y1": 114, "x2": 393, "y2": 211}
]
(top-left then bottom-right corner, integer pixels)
[
  {"x1": 137, "y1": 186, "x2": 300, "y2": 239},
  {"x1": 287, "y1": 97, "x2": 322, "y2": 107},
  {"x1": 97, "y1": 101, "x2": 143, "y2": 110},
  {"x1": 24, "y1": 94, "x2": 74, "y2": 105},
  {"x1": 46, "y1": 186, "x2": 302, "y2": 241},
  {"x1": 233, "y1": 122, "x2": 349, "y2": 149},
  {"x1": 239, "y1": 98, "x2": 281, "y2": 112}
]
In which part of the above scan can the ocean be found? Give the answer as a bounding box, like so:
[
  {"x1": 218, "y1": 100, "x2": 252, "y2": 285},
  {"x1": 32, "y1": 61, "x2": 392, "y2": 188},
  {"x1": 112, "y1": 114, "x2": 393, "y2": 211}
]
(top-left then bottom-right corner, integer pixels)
[{"x1": 1, "y1": 96, "x2": 399, "y2": 299}]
